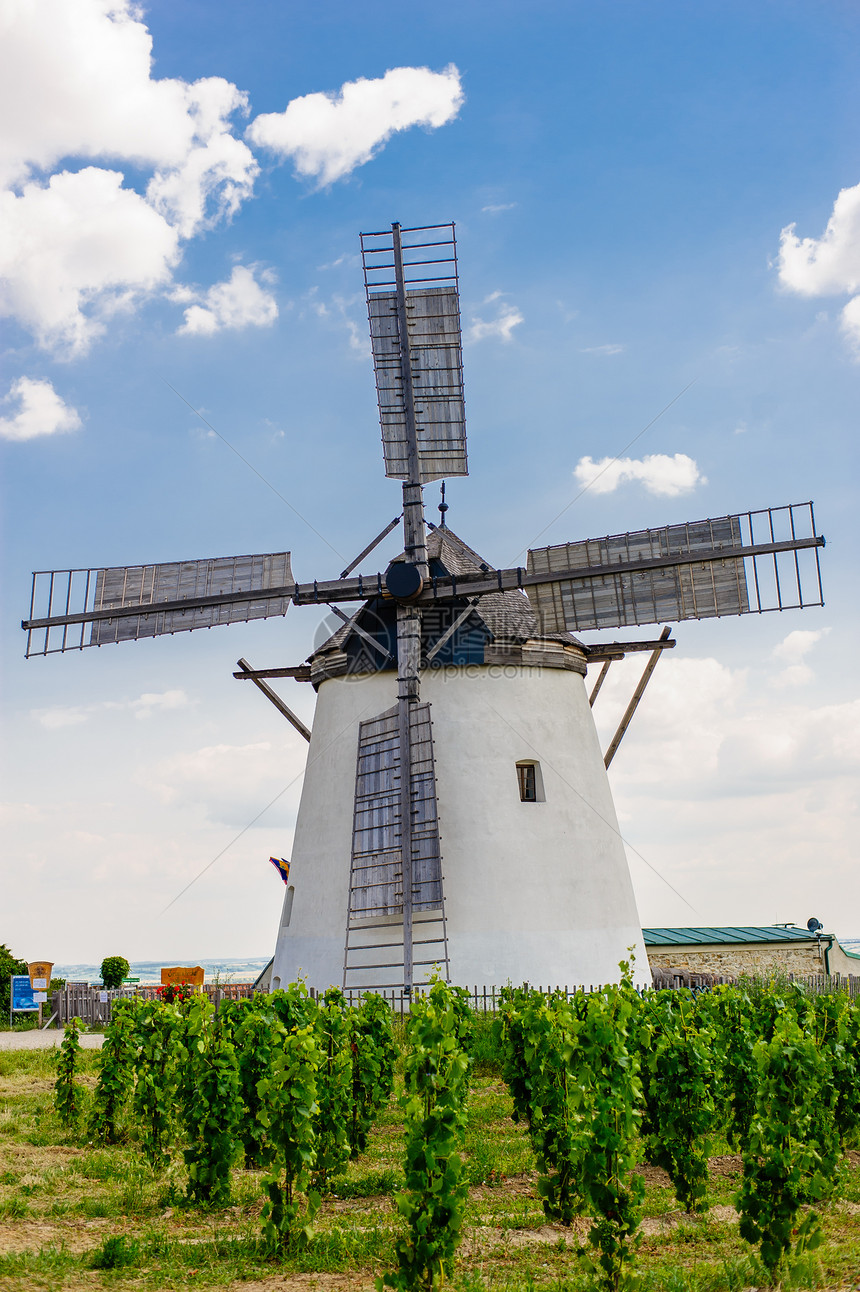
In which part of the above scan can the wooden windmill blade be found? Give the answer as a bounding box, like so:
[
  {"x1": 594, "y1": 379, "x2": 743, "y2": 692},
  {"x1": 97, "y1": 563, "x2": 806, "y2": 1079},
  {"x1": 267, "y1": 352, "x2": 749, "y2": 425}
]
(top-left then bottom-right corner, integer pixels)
[
  {"x1": 343, "y1": 221, "x2": 465, "y2": 991},
  {"x1": 523, "y1": 503, "x2": 824, "y2": 634},
  {"x1": 22, "y1": 550, "x2": 293, "y2": 657},
  {"x1": 343, "y1": 702, "x2": 448, "y2": 992},
  {"x1": 361, "y1": 222, "x2": 467, "y2": 485}
]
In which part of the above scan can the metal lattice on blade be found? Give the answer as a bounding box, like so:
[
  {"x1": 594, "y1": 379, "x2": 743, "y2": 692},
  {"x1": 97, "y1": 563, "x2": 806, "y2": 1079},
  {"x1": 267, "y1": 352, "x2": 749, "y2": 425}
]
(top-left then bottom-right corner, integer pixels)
[
  {"x1": 24, "y1": 552, "x2": 293, "y2": 656},
  {"x1": 527, "y1": 517, "x2": 749, "y2": 632},
  {"x1": 526, "y1": 504, "x2": 824, "y2": 633},
  {"x1": 362, "y1": 224, "x2": 467, "y2": 483},
  {"x1": 348, "y1": 703, "x2": 443, "y2": 921}
]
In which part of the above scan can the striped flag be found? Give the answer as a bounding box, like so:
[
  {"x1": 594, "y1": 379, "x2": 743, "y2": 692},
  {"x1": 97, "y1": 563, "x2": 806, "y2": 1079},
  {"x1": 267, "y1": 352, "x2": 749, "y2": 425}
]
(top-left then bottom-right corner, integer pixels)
[{"x1": 269, "y1": 856, "x2": 291, "y2": 885}]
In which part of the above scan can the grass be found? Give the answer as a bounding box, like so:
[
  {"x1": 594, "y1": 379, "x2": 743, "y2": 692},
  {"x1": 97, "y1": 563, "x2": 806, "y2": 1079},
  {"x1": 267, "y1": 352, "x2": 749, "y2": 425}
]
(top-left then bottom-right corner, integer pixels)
[{"x1": 0, "y1": 1045, "x2": 858, "y2": 1291}]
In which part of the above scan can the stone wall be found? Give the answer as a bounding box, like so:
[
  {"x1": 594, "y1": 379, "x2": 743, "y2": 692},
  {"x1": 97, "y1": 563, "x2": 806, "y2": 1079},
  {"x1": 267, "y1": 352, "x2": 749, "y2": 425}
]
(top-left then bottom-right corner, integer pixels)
[{"x1": 646, "y1": 943, "x2": 824, "y2": 978}]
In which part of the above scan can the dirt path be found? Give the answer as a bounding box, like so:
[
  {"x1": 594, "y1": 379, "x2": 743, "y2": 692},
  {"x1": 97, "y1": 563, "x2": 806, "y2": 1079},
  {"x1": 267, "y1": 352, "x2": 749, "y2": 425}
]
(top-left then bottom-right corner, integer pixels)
[{"x1": 0, "y1": 1031, "x2": 104, "y2": 1050}]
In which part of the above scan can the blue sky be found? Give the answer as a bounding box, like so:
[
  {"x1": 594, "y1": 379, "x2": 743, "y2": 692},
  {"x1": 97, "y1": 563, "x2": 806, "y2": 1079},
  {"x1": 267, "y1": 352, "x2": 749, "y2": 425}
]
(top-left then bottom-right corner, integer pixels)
[{"x1": 2, "y1": 0, "x2": 859, "y2": 965}]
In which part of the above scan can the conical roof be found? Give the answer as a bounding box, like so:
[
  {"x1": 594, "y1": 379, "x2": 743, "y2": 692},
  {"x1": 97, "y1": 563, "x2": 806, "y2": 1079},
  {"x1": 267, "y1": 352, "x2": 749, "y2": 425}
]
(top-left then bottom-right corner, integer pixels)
[{"x1": 424, "y1": 525, "x2": 579, "y2": 645}]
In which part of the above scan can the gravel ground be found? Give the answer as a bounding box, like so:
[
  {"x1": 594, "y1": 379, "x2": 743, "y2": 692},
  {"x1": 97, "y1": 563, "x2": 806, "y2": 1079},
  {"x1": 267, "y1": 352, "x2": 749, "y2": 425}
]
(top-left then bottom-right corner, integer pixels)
[{"x1": 0, "y1": 1030, "x2": 105, "y2": 1050}]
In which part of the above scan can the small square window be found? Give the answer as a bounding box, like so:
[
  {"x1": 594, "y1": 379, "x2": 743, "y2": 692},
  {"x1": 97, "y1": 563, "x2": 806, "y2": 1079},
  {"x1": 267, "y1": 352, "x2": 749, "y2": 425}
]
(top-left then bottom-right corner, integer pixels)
[{"x1": 517, "y1": 763, "x2": 537, "y2": 802}]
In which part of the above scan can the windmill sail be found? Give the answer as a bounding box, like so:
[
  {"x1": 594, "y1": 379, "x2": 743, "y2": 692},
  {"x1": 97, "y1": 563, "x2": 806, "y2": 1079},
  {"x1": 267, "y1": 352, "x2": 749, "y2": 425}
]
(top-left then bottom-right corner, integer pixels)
[
  {"x1": 343, "y1": 702, "x2": 448, "y2": 990},
  {"x1": 525, "y1": 504, "x2": 823, "y2": 633},
  {"x1": 23, "y1": 551, "x2": 293, "y2": 657},
  {"x1": 347, "y1": 703, "x2": 443, "y2": 919},
  {"x1": 362, "y1": 223, "x2": 467, "y2": 483}
]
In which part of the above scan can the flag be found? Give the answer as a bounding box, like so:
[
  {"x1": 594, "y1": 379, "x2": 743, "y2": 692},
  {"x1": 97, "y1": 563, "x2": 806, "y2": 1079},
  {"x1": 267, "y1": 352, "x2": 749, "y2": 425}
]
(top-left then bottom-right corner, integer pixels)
[{"x1": 269, "y1": 856, "x2": 291, "y2": 884}]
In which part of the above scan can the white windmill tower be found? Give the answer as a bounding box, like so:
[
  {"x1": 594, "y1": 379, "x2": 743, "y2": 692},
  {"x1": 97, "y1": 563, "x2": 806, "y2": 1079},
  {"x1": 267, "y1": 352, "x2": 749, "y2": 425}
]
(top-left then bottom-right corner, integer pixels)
[{"x1": 22, "y1": 221, "x2": 826, "y2": 994}]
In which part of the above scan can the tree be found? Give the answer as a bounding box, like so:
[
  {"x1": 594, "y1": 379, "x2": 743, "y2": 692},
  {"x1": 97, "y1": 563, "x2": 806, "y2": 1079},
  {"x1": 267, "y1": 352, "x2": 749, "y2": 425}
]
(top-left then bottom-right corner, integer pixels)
[{"x1": 100, "y1": 956, "x2": 130, "y2": 989}]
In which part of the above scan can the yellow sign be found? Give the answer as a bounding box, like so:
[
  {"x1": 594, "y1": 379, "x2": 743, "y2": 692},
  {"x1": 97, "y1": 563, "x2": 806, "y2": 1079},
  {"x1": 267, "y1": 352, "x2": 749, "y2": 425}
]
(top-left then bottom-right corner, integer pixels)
[
  {"x1": 28, "y1": 961, "x2": 53, "y2": 990},
  {"x1": 160, "y1": 965, "x2": 204, "y2": 987}
]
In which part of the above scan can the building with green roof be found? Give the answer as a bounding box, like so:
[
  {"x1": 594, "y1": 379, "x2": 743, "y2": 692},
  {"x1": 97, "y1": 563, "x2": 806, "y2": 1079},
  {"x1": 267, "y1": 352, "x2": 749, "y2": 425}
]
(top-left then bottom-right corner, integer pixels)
[{"x1": 642, "y1": 924, "x2": 860, "y2": 978}]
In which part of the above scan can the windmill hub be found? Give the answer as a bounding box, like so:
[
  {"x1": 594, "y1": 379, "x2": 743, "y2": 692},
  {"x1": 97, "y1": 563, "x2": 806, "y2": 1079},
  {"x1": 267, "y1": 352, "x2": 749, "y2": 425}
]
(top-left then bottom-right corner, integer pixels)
[{"x1": 384, "y1": 561, "x2": 424, "y2": 601}]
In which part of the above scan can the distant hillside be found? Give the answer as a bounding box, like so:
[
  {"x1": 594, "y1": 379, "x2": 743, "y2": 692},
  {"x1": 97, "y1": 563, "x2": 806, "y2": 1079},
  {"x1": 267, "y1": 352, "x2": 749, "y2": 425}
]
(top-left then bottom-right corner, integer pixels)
[{"x1": 53, "y1": 957, "x2": 271, "y2": 985}]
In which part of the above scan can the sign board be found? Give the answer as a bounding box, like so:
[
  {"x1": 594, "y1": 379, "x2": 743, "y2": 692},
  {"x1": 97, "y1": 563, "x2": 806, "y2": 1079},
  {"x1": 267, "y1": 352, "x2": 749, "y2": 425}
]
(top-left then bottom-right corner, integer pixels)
[
  {"x1": 99, "y1": 991, "x2": 108, "y2": 1003},
  {"x1": 161, "y1": 965, "x2": 204, "y2": 987},
  {"x1": 28, "y1": 961, "x2": 53, "y2": 989},
  {"x1": 11, "y1": 975, "x2": 38, "y2": 1012},
  {"x1": 34, "y1": 992, "x2": 48, "y2": 1004},
  {"x1": 122, "y1": 978, "x2": 140, "y2": 984}
]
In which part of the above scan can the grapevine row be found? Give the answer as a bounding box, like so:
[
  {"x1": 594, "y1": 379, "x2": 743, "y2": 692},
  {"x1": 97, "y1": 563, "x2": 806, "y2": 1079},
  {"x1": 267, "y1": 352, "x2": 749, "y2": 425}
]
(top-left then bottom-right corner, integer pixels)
[{"x1": 54, "y1": 970, "x2": 859, "y2": 1288}]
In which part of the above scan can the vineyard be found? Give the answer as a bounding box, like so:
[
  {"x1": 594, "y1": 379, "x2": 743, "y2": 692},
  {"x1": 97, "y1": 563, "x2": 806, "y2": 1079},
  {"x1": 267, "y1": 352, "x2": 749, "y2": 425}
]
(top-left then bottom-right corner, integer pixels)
[{"x1": 0, "y1": 972, "x2": 858, "y2": 1292}]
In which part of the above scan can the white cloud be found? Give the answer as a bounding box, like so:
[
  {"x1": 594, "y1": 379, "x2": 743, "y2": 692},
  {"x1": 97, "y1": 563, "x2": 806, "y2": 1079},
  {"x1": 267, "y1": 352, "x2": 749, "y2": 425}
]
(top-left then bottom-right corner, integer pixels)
[
  {"x1": 595, "y1": 655, "x2": 859, "y2": 796},
  {"x1": 0, "y1": 0, "x2": 257, "y2": 354},
  {"x1": 305, "y1": 288, "x2": 369, "y2": 355},
  {"x1": 467, "y1": 295, "x2": 524, "y2": 343},
  {"x1": 589, "y1": 656, "x2": 860, "y2": 929},
  {"x1": 147, "y1": 741, "x2": 272, "y2": 803},
  {"x1": 0, "y1": 10, "x2": 461, "y2": 355},
  {"x1": 32, "y1": 689, "x2": 189, "y2": 729},
  {"x1": 126, "y1": 690, "x2": 190, "y2": 720},
  {"x1": 247, "y1": 64, "x2": 463, "y2": 185},
  {"x1": 141, "y1": 79, "x2": 257, "y2": 240},
  {"x1": 482, "y1": 202, "x2": 516, "y2": 213},
  {"x1": 770, "y1": 628, "x2": 830, "y2": 688},
  {"x1": 0, "y1": 167, "x2": 180, "y2": 354},
  {"x1": 772, "y1": 628, "x2": 829, "y2": 665},
  {"x1": 32, "y1": 706, "x2": 90, "y2": 730},
  {"x1": 141, "y1": 737, "x2": 307, "y2": 827},
  {"x1": 778, "y1": 182, "x2": 860, "y2": 297},
  {"x1": 778, "y1": 181, "x2": 860, "y2": 358},
  {"x1": 0, "y1": 0, "x2": 257, "y2": 220},
  {"x1": 176, "y1": 264, "x2": 278, "y2": 336},
  {"x1": 581, "y1": 343, "x2": 625, "y2": 356},
  {"x1": 0, "y1": 376, "x2": 81, "y2": 441},
  {"x1": 840, "y1": 293, "x2": 860, "y2": 352},
  {"x1": 573, "y1": 452, "x2": 705, "y2": 497},
  {"x1": 1, "y1": 1, "x2": 240, "y2": 186}
]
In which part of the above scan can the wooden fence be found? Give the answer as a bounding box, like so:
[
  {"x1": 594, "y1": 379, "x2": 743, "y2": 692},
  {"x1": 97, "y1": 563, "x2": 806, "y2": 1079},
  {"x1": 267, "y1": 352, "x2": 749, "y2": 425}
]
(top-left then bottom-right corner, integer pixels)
[
  {"x1": 341, "y1": 971, "x2": 860, "y2": 1016},
  {"x1": 49, "y1": 972, "x2": 860, "y2": 1026},
  {"x1": 50, "y1": 982, "x2": 257, "y2": 1026}
]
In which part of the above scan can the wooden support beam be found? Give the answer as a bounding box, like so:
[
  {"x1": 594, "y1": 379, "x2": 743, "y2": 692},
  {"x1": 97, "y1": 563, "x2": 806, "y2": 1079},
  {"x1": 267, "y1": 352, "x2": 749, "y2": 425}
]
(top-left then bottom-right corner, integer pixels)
[
  {"x1": 603, "y1": 627, "x2": 672, "y2": 768},
  {"x1": 326, "y1": 603, "x2": 394, "y2": 663},
  {"x1": 339, "y1": 516, "x2": 401, "y2": 579},
  {"x1": 396, "y1": 604, "x2": 422, "y2": 994},
  {"x1": 425, "y1": 597, "x2": 480, "y2": 663},
  {"x1": 236, "y1": 657, "x2": 311, "y2": 742},
  {"x1": 233, "y1": 664, "x2": 311, "y2": 681},
  {"x1": 397, "y1": 695, "x2": 414, "y2": 994},
  {"x1": 585, "y1": 637, "x2": 677, "y2": 662},
  {"x1": 588, "y1": 659, "x2": 612, "y2": 707}
]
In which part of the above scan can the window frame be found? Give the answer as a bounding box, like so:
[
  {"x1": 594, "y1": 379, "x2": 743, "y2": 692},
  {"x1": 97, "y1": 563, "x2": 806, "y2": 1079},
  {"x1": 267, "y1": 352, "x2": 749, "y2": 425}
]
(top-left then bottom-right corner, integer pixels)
[{"x1": 516, "y1": 760, "x2": 545, "y2": 803}]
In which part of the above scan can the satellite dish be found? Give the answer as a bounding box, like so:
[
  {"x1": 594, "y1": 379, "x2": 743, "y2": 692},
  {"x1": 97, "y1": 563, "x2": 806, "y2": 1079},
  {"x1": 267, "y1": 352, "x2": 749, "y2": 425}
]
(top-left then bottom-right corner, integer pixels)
[{"x1": 807, "y1": 916, "x2": 823, "y2": 933}]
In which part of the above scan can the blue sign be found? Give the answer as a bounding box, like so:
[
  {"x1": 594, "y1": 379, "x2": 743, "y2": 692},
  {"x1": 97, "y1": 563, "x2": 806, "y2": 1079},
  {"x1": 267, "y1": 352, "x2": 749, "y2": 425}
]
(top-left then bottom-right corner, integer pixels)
[{"x1": 11, "y1": 975, "x2": 38, "y2": 1012}]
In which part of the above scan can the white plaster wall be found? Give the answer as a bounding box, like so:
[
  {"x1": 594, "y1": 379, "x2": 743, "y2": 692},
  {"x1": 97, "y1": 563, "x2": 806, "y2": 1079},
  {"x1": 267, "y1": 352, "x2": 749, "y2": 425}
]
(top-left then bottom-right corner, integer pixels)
[{"x1": 271, "y1": 664, "x2": 648, "y2": 992}]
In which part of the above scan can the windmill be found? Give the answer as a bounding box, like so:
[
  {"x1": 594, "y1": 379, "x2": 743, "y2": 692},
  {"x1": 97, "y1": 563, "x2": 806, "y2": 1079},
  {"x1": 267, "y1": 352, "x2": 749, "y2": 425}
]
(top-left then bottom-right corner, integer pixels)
[{"x1": 22, "y1": 222, "x2": 826, "y2": 993}]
